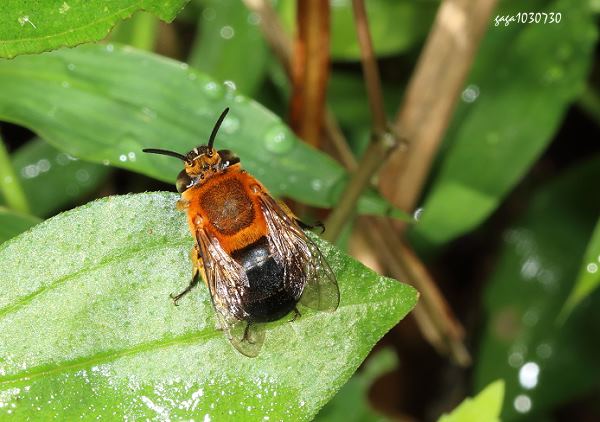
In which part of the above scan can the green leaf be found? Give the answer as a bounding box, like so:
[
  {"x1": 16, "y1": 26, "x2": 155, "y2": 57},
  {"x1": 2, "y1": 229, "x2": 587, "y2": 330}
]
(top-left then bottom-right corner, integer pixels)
[
  {"x1": 315, "y1": 348, "x2": 397, "y2": 422},
  {"x1": 474, "y1": 156, "x2": 600, "y2": 420},
  {"x1": 188, "y1": 0, "x2": 269, "y2": 96},
  {"x1": 0, "y1": 0, "x2": 189, "y2": 58},
  {"x1": 438, "y1": 380, "x2": 504, "y2": 422},
  {"x1": 0, "y1": 192, "x2": 418, "y2": 420},
  {"x1": 561, "y1": 218, "x2": 600, "y2": 318},
  {"x1": 1, "y1": 139, "x2": 111, "y2": 218},
  {"x1": 413, "y1": 0, "x2": 597, "y2": 245},
  {"x1": 278, "y1": 0, "x2": 435, "y2": 60},
  {"x1": 0, "y1": 207, "x2": 40, "y2": 243},
  {"x1": 0, "y1": 43, "x2": 409, "y2": 220}
]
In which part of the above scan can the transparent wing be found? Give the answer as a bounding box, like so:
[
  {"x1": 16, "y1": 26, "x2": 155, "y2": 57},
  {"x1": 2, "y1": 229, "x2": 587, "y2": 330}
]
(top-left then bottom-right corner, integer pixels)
[
  {"x1": 195, "y1": 228, "x2": 265, "y2": 357},
  {"x1": 259, "y1": 195, "x2": 340, "y2": 312}
]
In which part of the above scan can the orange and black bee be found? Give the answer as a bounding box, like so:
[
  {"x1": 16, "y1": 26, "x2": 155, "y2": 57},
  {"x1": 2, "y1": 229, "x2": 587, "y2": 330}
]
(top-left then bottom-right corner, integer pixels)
[{"x1": 143, "y1": 108, "x2": 339, "y2": 356}]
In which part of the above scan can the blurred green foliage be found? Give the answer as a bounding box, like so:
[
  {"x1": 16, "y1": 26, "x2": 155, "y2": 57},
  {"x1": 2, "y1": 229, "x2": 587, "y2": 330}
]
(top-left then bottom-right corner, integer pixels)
[
  {"x1": 475, "y1": 157, "x2": 600, "y2": 420},
  {"x1": 0, "y1": 0, "x2": 599, "y2": 420}
]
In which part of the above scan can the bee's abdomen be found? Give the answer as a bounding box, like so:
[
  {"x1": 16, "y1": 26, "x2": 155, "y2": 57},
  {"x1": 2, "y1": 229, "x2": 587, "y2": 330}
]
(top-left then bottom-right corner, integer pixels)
[{"x1": 231, "y1": 237, "x2": 298, "y2": 322}]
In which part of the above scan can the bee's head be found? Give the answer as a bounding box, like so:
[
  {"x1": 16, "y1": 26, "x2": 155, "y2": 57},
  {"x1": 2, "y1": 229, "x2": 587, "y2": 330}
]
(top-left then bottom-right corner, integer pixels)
[{"x1": 143, "y1": 108, "x2": 240, "y2": 193}]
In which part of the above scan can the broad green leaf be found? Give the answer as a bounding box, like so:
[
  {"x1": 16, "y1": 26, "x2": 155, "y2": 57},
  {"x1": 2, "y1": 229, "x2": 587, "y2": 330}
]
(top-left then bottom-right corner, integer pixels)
[
  {"x1": 278, "y1": 0, "x2": 436, "y2": 60},
  {"x1": 1, "y1": 139, "x2": 110, "y2": 218},
  {"x1": 474, "y1": 156, "x2": 600, "y2": 420},
  {"x1": 0, "y1": 192, "x2": 418, "y2": 420},
  {"x1": 315, "y1": 348, "x2": 397, "y2": 422},
  {"x1": 0, "y1": 43, "x2": 410, "y2": 221},
  {"x1": 0, "y1": 207, "x2": 40, "y2": 243},
  {"x1": 0, "y1": 0, "x2": 189, "y2": 58},
  {"x1": 413, "y1": 0, "x2": 597, "y2": 245},
  {"x1": 438, "y1": 380, "x2": 504, "y2": 422},
  {"x1": 189, "y1": 0, "x2": 269, "y2": 96},
  {"x1": 561, "y1": 218, "x2": 600, "y2": 317}
]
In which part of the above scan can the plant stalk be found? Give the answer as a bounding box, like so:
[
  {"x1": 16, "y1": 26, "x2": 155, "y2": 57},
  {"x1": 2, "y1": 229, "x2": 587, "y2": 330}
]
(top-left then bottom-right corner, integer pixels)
[
  {"x1": 0, "y1": 134, "x2": 30, "y2": 214},
  {"x1": 323, "y1": 134, "x2": 396, "y2": 242}
]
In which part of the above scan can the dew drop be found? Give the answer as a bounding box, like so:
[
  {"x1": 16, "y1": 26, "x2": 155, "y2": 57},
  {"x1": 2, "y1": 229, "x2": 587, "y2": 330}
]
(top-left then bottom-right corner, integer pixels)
[
  {"x1": 61, "y1": 81, "x2": 70, "y2": 88},
  {"x1": 518, "y1": 361, "x2": 540, "y2": 389},
  {"x1": 247, "y1": 12, "x2": 261, "y2": 25},
  {"x1": 536, "y1": 343, "x2": 552, "y2": 359},
  {"x1": 587, "y1": 263, "x2": 598, "y2": 274},
  {"x1": 67, "y1": 63, "x2": 76, "y2": 71},
  {"x1": 514, "y1": 394, "x2": 532, "y2": 413},
  {"x1": 119, "y1": 154, "x2": 127, "y2": 162},
  {"x1": 310, "y1": 179, "x2": 323, "y2": 191},
  {"x1": 106, "y1": 43, "x2": 114, "y2": 53},
  {"x1": 224, "y1": 80, "x2": 237, "y2": 91},
  {"x1": 179, "y1": 62, "x2": 189, "y2": 70},
  {"x1": 203, "y1": 81, "x2": 223, "y2": 99},
  {"x1": 220, "y1": 25, "x2": 235, "y2": 40},
  {"x1": 413, "y1": 207, "x2": 424, "y2": 222},
  {"x1": 264, "y1": 126, "x2": 293, "y2": 154},
  {"x1": 75, "y1": 169, "x2": 90, "y2": 183},
  {"x1": 221, "y1": 115, "x2": 240, "y2": 134},
  {"x1": 461, "y1": 84, "x2": 480, "y2": 103}
]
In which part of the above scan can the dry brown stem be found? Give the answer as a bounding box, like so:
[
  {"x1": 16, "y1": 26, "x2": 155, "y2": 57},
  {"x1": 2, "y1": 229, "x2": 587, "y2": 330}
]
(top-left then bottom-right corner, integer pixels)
[{"x1": 378, "y1": 0, "x2": 498, "y2": 216}]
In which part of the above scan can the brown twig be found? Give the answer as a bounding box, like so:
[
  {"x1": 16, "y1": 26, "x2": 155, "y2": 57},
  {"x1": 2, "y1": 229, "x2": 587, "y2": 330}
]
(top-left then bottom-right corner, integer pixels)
[
  {"x1": 243, "y1": 0, "x2": 473, "y2": 365},
  {"x1": 289, "y1": 0, "x2": 330, "y2": 148},
  {"x1": 324, "y1": 0, "x2": 396, "y2": 241},
  {"x1": 351, "y1": 0, "x2": 387, "y2": 135},
  {"x1": 379, "y1": 0, "x2": 499, "y2": 216}
]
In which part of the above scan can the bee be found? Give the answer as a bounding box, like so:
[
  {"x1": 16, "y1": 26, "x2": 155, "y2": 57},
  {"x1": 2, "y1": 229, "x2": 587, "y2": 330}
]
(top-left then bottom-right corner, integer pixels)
[{"x1": 143, "y1": 108, "x2": 339, "y2": 357}]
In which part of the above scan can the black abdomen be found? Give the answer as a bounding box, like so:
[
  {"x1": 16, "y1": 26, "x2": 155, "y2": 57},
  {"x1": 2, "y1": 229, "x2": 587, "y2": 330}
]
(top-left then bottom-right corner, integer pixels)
[{"x1": 231, "y1": 237, "x2": 298, "y2": 322}]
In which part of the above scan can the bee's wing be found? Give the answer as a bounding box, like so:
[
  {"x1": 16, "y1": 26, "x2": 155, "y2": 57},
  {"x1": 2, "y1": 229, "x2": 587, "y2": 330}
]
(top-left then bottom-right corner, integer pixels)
[
  {"x1": 195, "y1": 228, "x2": 265, "y2": 357},
  {"x1": 259, "y1": 195, "x2": 340, "y2": 312}
]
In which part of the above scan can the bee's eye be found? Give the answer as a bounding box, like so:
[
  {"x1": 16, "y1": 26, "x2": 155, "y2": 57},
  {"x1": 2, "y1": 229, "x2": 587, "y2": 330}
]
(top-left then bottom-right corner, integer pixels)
[
  {"x1": 176, "y1": 170, "x2": 193, "y2": 193},
  {"x1": 218, "y1": 149, "x2": 240, "y2": 167}
]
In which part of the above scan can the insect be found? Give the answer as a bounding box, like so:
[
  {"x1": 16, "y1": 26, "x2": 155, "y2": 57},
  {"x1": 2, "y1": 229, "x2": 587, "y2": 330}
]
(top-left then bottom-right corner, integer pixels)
[{"x1": 143, "y1": 108, "x2": 339, "y2": 357}]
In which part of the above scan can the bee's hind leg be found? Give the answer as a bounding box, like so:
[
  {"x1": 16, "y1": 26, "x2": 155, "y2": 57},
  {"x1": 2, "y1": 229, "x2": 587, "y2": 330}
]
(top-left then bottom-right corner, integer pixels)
[
  {"x1": 170, "y1": 246, "x2": 201, "y2": 306},
  {"x1": 289, "y1": 307, "x2": 302, "y2": 322},
  {"x1": 295, "y1": 219, "x2": 325, "y2": 234}
]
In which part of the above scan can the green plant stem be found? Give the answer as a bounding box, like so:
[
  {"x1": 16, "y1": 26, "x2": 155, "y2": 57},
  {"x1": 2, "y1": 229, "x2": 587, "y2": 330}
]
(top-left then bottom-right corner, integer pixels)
[
  {"x1": 110, "y1": 11, "x2": 158, "y2": 51},
  {"x1": 323, "y1": 0, "x2": 397, "y2": 242},
  {"x1": 0, "y1": 135, "x2": 30, "y2": 214},
  {"x1": 130, "y1": 12, "x2": 158, "y2": 51},
  {"x1": 323, "y1": 134, "x2": 397, "y2": 242}
]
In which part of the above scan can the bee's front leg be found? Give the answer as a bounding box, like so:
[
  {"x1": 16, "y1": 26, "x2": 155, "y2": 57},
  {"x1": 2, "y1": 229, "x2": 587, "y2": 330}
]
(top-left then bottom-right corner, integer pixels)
[
  {"x1": 176, "y1": 199, "x2": 189, "y2": 211},
  {"x1": 170, "y1": 245, "x2": 201, "y2": 305}
]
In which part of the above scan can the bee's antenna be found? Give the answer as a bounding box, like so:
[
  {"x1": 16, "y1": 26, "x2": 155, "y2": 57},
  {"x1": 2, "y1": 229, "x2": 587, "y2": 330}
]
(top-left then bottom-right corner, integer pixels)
[
  {"x1": 208, "y1": 107, "x2": 229, "y2": 150},
  {"x1": 142, "y1": 148, "x2": 188, "y2": 162}
]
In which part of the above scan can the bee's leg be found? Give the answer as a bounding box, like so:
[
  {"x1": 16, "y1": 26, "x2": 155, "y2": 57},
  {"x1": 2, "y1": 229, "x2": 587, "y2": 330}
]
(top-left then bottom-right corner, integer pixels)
[
  {"x1": 277, "y1": 200, "x2": 325, "y2": 233},
  {"x1": 176, "y1": 199, "x2": 189, "y2": 211},
  {"x1": 295, "y1": 219, "x2": 325, "y2": 234},
  {"x1": 289, "y1": 306, "x2": 302, "y2": 322},
  {"x1": 170, "y1": 246, "x2": 201, "y2": 306},
  {"x1": 243, "y1": 322, "x2": 257, "y2": 344}
]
